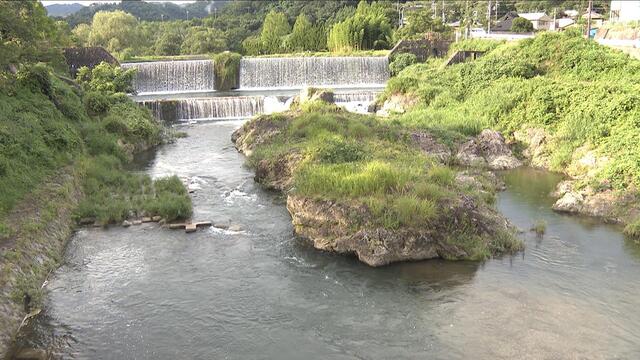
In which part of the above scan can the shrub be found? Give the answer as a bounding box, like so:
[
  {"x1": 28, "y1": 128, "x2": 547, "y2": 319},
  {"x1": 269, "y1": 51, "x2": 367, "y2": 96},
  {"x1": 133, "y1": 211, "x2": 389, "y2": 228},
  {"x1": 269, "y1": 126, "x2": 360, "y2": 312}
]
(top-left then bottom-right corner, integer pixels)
[
  {"x1": 213, "y1": 52, "x2": 241, "y2": 91},
  {"x1": 16, "y1": 63, "x2": 52, "y2": 97},
  {"x1": 512, "y1": 17, "x2": 534, "y2": 33},
  {"x1": 389, "y1": 53, "x2": 417, "y2": 76},
  {"x1": 624, "y1": 218, "x2": 640, "y2": 239},
  {"x1": 84, "y1": 90, "x2": 111, "y2": 115},
  {"x1": 531, "y1": 219, "x2": 547, "y2": 235},
  {"x1": 316, "y1": 136, "x2": 365, "y2": 163}
]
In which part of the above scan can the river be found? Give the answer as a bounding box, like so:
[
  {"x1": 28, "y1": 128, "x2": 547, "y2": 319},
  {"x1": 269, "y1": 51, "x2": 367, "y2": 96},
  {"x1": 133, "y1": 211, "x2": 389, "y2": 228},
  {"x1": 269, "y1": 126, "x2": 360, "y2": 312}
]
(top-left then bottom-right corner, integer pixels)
[{"x1": 14, "y1": 120, "x2": 640, "y2": 359}]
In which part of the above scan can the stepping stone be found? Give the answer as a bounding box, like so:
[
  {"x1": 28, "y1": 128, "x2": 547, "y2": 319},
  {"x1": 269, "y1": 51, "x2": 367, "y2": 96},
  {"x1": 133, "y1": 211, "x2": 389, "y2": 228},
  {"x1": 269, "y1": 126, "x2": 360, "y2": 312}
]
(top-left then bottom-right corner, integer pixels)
[
  {"x1": 133, "y1": 220, "x2": 142, "y2": 225},
  {"x1": 142, "y1": 217, "x2": 153, "y2": 223},
  {"x1": 185, "y1": 223, "x2": 197, "y2": 233},
  {"x1": 151, "y1": 216, "x2": 162, "y2": 222}
]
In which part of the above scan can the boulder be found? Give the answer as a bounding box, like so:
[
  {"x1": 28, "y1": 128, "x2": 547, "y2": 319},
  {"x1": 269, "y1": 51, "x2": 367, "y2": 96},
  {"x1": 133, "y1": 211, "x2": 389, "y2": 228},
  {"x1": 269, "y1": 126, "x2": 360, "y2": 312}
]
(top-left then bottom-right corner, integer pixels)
[
  {"x1": 122, "y1": 220, "x2": 132, "y2": 228},
  {"x1": 376, "y1": 94, "x2": 418, "y2": 117},
  {"x1": 456, "y1": 130, "x2": 521, "y2": 170},
  {"x1": 552, "y1": 192, "x2": 584, "y2": 213},
  {"x1": 299, "y1": 87, "x2": 334, "y2": 104},
  {"x1": 411, "y1": 132, "x2": 451, "y2": 162},
  {"x1": 14, "y1": 348, "x2": 47, "y2": 360}
]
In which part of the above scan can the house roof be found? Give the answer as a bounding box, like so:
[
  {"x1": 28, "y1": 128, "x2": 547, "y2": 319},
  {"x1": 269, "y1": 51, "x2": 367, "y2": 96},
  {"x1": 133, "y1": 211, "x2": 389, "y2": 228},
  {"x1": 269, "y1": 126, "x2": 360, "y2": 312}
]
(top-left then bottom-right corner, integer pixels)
[
  {"x1": 582, "y1": 11, "x2": 604, "y2": 19},
  {"x1": 556, "y1": 18, "x2": 576, "y2": 28},
  {"x1": 519, "y1": 12, "x2": 551, "y2": 21},
  {"x1": 493, "y1": 11, "x2": 519, "y2": 32}
]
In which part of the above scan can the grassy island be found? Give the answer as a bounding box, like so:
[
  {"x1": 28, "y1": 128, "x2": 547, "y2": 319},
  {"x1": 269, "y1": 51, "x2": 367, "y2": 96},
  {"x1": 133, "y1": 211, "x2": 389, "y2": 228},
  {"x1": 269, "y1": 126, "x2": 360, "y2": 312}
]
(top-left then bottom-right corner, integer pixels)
[{"x1": 233, "y1": 101, "x2": 522, "y2": 266}]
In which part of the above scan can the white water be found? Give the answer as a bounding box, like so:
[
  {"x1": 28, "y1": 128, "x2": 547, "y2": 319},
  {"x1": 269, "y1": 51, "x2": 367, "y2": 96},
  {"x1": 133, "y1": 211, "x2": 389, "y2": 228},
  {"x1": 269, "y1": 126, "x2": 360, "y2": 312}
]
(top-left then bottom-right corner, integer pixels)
[
  {"x1": 239, "y1": 57, "x2": 389, "y2": 89},
  {"x1": 122, "y1": 60, "x2": 215, "y2": 94},
  {"x1": 176, "y1": 97, "x2": 263, "y2": 121}
]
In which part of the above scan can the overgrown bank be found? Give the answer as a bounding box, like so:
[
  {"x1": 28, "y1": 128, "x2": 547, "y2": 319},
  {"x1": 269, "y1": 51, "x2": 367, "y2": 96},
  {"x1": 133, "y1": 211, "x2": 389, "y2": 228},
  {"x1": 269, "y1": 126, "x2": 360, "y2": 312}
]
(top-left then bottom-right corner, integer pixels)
[
  {"x1": 233, "y1": 99, "x2": 522, "y2": 266},
  {"x1": 0, "y1": 62, "x2": 191, "y2": 359},
  {"x1": 379, "y1": 31, "x2": 640, "y2": 231}
]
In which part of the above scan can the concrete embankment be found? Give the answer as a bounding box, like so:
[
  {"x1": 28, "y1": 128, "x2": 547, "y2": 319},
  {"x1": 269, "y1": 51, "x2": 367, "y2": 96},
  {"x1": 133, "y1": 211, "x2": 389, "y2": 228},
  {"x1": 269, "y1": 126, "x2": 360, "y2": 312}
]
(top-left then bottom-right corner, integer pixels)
[{"x1": 0, "y1": 167, "x2": 83, "y2": 358}]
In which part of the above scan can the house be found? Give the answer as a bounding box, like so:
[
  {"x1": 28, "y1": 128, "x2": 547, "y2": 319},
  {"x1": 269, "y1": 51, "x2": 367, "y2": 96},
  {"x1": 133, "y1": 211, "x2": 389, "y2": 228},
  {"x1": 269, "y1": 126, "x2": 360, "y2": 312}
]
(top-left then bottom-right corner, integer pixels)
[
  {"x1": 582, "y1": 11, "x2": 604, "y2": 27},
  {"x1": 519, "y1": 12, "x2": 553, "y2": 30},
  {"x1": 610, "y1": 0, "x2": 640, "y2": 22},
  {"x1": 493, "y1": 11, "x2": 519, "y2": 32},
  {"x1": 553, "y1": 18, "x2": 576, "y2": 31},
  {"x1": 564, "y1": 10, "x2": 579, "y2": 19}
]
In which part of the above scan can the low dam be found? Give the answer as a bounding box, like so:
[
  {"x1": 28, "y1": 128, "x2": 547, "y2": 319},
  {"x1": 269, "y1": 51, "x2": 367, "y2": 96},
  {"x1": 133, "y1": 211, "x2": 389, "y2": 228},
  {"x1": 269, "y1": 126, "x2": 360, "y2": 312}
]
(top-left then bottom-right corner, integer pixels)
[
  {"x1": 239, "y1": 56, "x2": 389, "y2": 89},
  {"x1": 122, "y1": 60, "x2": 216, "y2": 94}
]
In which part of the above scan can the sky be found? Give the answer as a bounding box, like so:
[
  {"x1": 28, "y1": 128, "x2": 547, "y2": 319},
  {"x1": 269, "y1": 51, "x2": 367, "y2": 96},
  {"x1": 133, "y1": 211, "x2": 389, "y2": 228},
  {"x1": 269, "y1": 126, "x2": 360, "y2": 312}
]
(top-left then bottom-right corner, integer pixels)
[{"x1": 40, "y1": 1, "x2": 197, "y2": 5}]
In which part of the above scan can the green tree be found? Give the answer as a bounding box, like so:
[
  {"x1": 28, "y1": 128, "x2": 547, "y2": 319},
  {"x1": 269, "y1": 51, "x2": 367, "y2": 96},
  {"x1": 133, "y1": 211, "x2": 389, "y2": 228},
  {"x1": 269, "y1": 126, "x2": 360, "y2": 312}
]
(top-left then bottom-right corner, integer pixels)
[
  {"x1": 260, "y1": 10, "x2": 291, "y2": 54},
  {"x1": 512, "y1": 17, "x2": 534, "y2": 33},
  {"x1": 88, "y1": 11, "x2": 140, "y2": 55},
  {"x1": 73, "y1": 23, "x2": 92, "y2": 46},
  {"x1": 286, "y1": 14, "x2": 327, "y2": 52},
  {"x1": 395, "y1": 9, "x2": 450, "y2": 40},
  {"x1": 180, "y1": 26, "x2": 227, "y2": 54},
  {"x1": 327, "y1": 1, "x2": 392, "y2": 52},
  {"x1": 154, "y1": 31, "x2": 183, "y2": 56}
]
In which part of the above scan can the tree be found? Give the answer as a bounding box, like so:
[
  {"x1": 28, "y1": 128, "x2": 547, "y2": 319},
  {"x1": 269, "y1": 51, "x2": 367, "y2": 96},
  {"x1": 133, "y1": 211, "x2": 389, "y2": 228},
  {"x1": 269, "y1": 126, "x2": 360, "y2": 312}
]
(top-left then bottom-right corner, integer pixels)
[
  {"x1": 154, "y1": 31, "x2": 183, "y2": 56},
  {"x1": 260, "y1": 10, "x2": 291, "y2": 54},
  {"x1": 395, "y1": 9, "x2": 451, "y2": 40},
  {"x1": 73, "y1": 23, "x2": 92, "y2": 46},
  {"x1": 512, "y1": 17, "x2": 534, "y2": 33},
  {"x1": 88, "y1": 11, "x2": 140, "y2": 55},
  {"x1": 286, "y1": 14, "x2": 327, "y2": 52},
  {"x1": 180, "y1": 26, "x2": 227, "y2": 54},
  {"x1": 327, "y1": 1, "x2": 392, "y2": 52}
]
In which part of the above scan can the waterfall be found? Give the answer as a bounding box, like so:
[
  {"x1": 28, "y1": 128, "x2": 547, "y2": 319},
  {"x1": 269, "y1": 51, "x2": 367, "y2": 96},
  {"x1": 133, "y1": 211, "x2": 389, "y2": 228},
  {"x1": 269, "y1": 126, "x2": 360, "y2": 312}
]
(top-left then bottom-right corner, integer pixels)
[
  {"x1": 334, "y1": 92, "x2": 379, "y2": 103},
  {"x1": 177, "y1": 97, "x2": 263, "y2": 120},
  {"x1": 122, "y1": 60, "x2": 215, "y2": 94},
  {"x1": 239, "y1": 57, "x2": 389, "y2": 89}
]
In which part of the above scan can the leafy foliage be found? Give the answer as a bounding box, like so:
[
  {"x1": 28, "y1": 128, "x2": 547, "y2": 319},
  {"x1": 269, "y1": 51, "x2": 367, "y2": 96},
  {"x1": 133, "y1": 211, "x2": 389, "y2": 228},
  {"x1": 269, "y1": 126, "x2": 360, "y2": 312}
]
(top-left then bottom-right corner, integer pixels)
[
  {"x1": 76, "y1": 62, "x2": 135, "y2": 93},
  {"x1": 512, "y1": 17, "x2": 534, "y2": 33},
  {"x1": 213, "y1": 52, "x2": 241, "y2": 91},
  {"x1": 327, "y1": 1, "x2": 393, "y2": 52},
  {"x1": 389, "y1": 53, "x2": 417, "y2": 77}
]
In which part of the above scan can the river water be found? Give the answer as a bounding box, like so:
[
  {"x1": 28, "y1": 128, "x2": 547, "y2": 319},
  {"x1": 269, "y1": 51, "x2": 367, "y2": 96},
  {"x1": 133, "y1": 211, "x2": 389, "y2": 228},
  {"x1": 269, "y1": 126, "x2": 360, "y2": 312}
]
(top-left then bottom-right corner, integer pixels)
[{"x1": 15, "y1": 121, "x2": 640, "y2": 359}]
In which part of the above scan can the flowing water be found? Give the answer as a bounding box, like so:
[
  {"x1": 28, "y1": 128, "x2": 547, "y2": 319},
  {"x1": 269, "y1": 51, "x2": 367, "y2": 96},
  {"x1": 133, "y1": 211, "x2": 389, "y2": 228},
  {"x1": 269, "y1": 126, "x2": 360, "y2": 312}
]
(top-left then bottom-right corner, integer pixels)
[
  {"x1": 122, "y1": 60, "x2": 216, "y2": 95},
  {"x1": 239, "y1": 57, "x2": 389, "y2": 89},
  {"x1": 15, "y1": 121, "x2": 640, "y2": 359}
]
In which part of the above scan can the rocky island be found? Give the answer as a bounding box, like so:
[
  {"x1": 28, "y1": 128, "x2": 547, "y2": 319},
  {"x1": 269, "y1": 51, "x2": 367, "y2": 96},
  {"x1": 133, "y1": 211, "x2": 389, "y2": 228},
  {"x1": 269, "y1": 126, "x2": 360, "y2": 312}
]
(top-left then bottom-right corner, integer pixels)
[{"x1": 233, "y1": 92, "x2": 523, "y2": 266}]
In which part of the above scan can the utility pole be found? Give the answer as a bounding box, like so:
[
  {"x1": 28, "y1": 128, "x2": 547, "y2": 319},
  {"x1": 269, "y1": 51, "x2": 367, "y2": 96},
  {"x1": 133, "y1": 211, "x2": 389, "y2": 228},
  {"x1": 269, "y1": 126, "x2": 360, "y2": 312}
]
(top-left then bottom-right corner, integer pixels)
[
  {"x1": 487, "y1": 0, "x2": 491, "y2": 34},
  {"x1": 586, "y1": 0, "x2": 593, "y2": 39}
]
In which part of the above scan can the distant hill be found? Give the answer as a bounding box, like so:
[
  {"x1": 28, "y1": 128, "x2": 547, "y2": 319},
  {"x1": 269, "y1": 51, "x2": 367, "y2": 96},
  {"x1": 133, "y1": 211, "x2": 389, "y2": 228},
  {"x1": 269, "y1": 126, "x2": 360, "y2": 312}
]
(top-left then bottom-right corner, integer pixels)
[
  {"x1": 62, "y1": 0, "x2": 230, "y2": 28},
  {"x1": 45, "y1": 3, "x2": 85, "y2": 17}
]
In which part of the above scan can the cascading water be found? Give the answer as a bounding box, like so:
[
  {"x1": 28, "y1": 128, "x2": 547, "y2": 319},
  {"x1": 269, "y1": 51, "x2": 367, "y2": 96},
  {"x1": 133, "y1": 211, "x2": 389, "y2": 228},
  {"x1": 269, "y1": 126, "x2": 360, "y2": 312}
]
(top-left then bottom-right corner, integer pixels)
[
  {"x1": 122, "y1": 60, "x2": 215, "y2": 94},
  {"x1": 239, "y1": 57, "x2": 389, "y2": 89},
  {"x1": 177, "y1": 97, "x2": 263, "y2": 120},
  {"x1": 334, "y1": 92, "x2": 379, "y2": 103},
  {"x1": 142, "y1": 97, "x2": 264, "y2": 121}
]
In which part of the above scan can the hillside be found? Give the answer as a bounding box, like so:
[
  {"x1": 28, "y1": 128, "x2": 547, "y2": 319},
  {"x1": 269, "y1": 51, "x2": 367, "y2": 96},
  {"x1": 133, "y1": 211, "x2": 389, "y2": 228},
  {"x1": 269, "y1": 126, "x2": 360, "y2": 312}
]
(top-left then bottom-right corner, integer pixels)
[
  {"x1": 44, "y1": 3, "x2": 84, "y2": 17},
  {"x1": 381, "y1": 31, "x2": 640, "y2": 228}
]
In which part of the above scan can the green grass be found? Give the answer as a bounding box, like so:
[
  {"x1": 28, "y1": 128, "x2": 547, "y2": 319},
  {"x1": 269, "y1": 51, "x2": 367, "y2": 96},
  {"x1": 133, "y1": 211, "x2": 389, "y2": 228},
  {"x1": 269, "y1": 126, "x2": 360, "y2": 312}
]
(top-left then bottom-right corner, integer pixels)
[
  {"x1": 241, "y1": 104, "x2": 521, "y2": 258},
  {"x1": 249, "y1": 49, "x2": 390, "y2": 58},
  {"x1": 383, "y1": 31, "x2": 640, "y2": 195},
  {"x1": 624, "y1": 218, "x2": 640, "y2": 239},
  {"x1": 531, "y1": 219, "x2": 547, "y2": 236},
  {"x1": 1, "y1": 65, "x2": 191, "y2": 228}
]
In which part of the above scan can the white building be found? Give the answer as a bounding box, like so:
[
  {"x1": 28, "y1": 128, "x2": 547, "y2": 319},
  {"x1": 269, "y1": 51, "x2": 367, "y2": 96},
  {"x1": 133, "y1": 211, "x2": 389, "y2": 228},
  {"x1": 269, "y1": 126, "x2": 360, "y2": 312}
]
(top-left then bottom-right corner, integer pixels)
[
  {"x1": 610, "y1": 0, "x2": 640, "y2": 22},
  {"x1": 518, "y1": 12, "x2": 553, "y2": 30}
]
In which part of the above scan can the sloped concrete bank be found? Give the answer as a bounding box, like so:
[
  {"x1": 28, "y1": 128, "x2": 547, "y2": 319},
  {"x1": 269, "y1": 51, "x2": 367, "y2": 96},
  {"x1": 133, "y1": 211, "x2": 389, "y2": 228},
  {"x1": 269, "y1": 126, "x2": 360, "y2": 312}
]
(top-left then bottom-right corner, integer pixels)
[{"x1": 0, "y1": 168, "x2": 83, "y2": 359}]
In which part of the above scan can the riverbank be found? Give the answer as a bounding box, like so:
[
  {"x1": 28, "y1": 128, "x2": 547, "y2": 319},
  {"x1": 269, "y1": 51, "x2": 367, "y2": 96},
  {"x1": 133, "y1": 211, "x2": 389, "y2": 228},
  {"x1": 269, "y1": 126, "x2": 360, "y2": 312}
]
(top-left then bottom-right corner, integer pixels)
[
  {"x1": 232, "y1": 100, "x2": 523, "y2": 266},
  {"x1": 0, "y1": 62, "x2": 192, "y2": 356},
  {"x1": 0, "y1": 167, "x2": 82, "y2": 358},
  {"x1": 376, "y1": 31, "x2": 640, "y2": 230}
]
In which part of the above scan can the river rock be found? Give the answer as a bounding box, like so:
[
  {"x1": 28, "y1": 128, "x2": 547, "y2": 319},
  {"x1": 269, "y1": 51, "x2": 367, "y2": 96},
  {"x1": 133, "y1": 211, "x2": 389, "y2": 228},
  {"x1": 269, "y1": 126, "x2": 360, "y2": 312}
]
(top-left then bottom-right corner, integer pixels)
[
  {"x1": 122, "y1": 220, "x2": 132, "y2": 228},
  {"x1": 456, "y1": 130, "x2": 522, "y2": 170},
  {"x1": 376, "y1": 94, "x2": 418, "y2": 117},
  {"x1": 411, "y1": 132, "x2": 451, "y2": 162},
  {"x1": 228, "y1": 224, "x2": 242, "y2": 232},
  {"x1": 151, "y1": 216, "x2": 162, "y2": 222},
  {"x1": 132, "y1": 220, "x2": 143, "y2": 225},
  {"x1": 552, "y1": 192, "x2": 584, "y2": 213},
  {"x1": 14, "y1": 348, "x2": 47, "y2": 360},
  {"x1": 299, "y1": 87, "x2": 334, "y2": 104},
  {"x1": 214, "y1": 223, "x2": 229, "y2": 230}
]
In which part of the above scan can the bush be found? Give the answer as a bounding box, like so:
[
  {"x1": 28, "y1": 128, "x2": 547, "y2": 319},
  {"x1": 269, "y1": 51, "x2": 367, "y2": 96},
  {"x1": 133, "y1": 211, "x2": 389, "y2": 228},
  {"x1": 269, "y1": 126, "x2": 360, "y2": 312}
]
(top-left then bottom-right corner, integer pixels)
[
  {"x1": 84, "y1": 90, "x2": 111, "y2": 115},
  {"x1": 316, "y1": 136, "x2": 365, "y2": 163},
  {"x1": 213, "y1": 52, "x2": 241, "y2": 91},
  {"x1": 389, "y1": 53, "x2": 417, "y2": 76},
  {"x1": 16, "y1": 63, "x2": 52, "y2": 97},
  {"x1": 76, "y1": 62, "x2": 135, "y2": 94},
  {"x1": 512, "y1": 17, "x2": 534, "y2": 33},
  {"x1": 624, "y1": 218, "x2": 640, "y2": 239}
]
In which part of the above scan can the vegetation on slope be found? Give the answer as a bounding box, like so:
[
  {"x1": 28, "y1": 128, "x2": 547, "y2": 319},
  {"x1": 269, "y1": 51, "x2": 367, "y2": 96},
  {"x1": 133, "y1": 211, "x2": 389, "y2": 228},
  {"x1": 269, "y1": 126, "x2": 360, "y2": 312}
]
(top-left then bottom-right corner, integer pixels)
[
  {"x1": 240, "y1": 102, "x2": 521, "y2": 260},
  {"x1": 384, "y1": 32, "x2": 640, "y2": 191}
]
